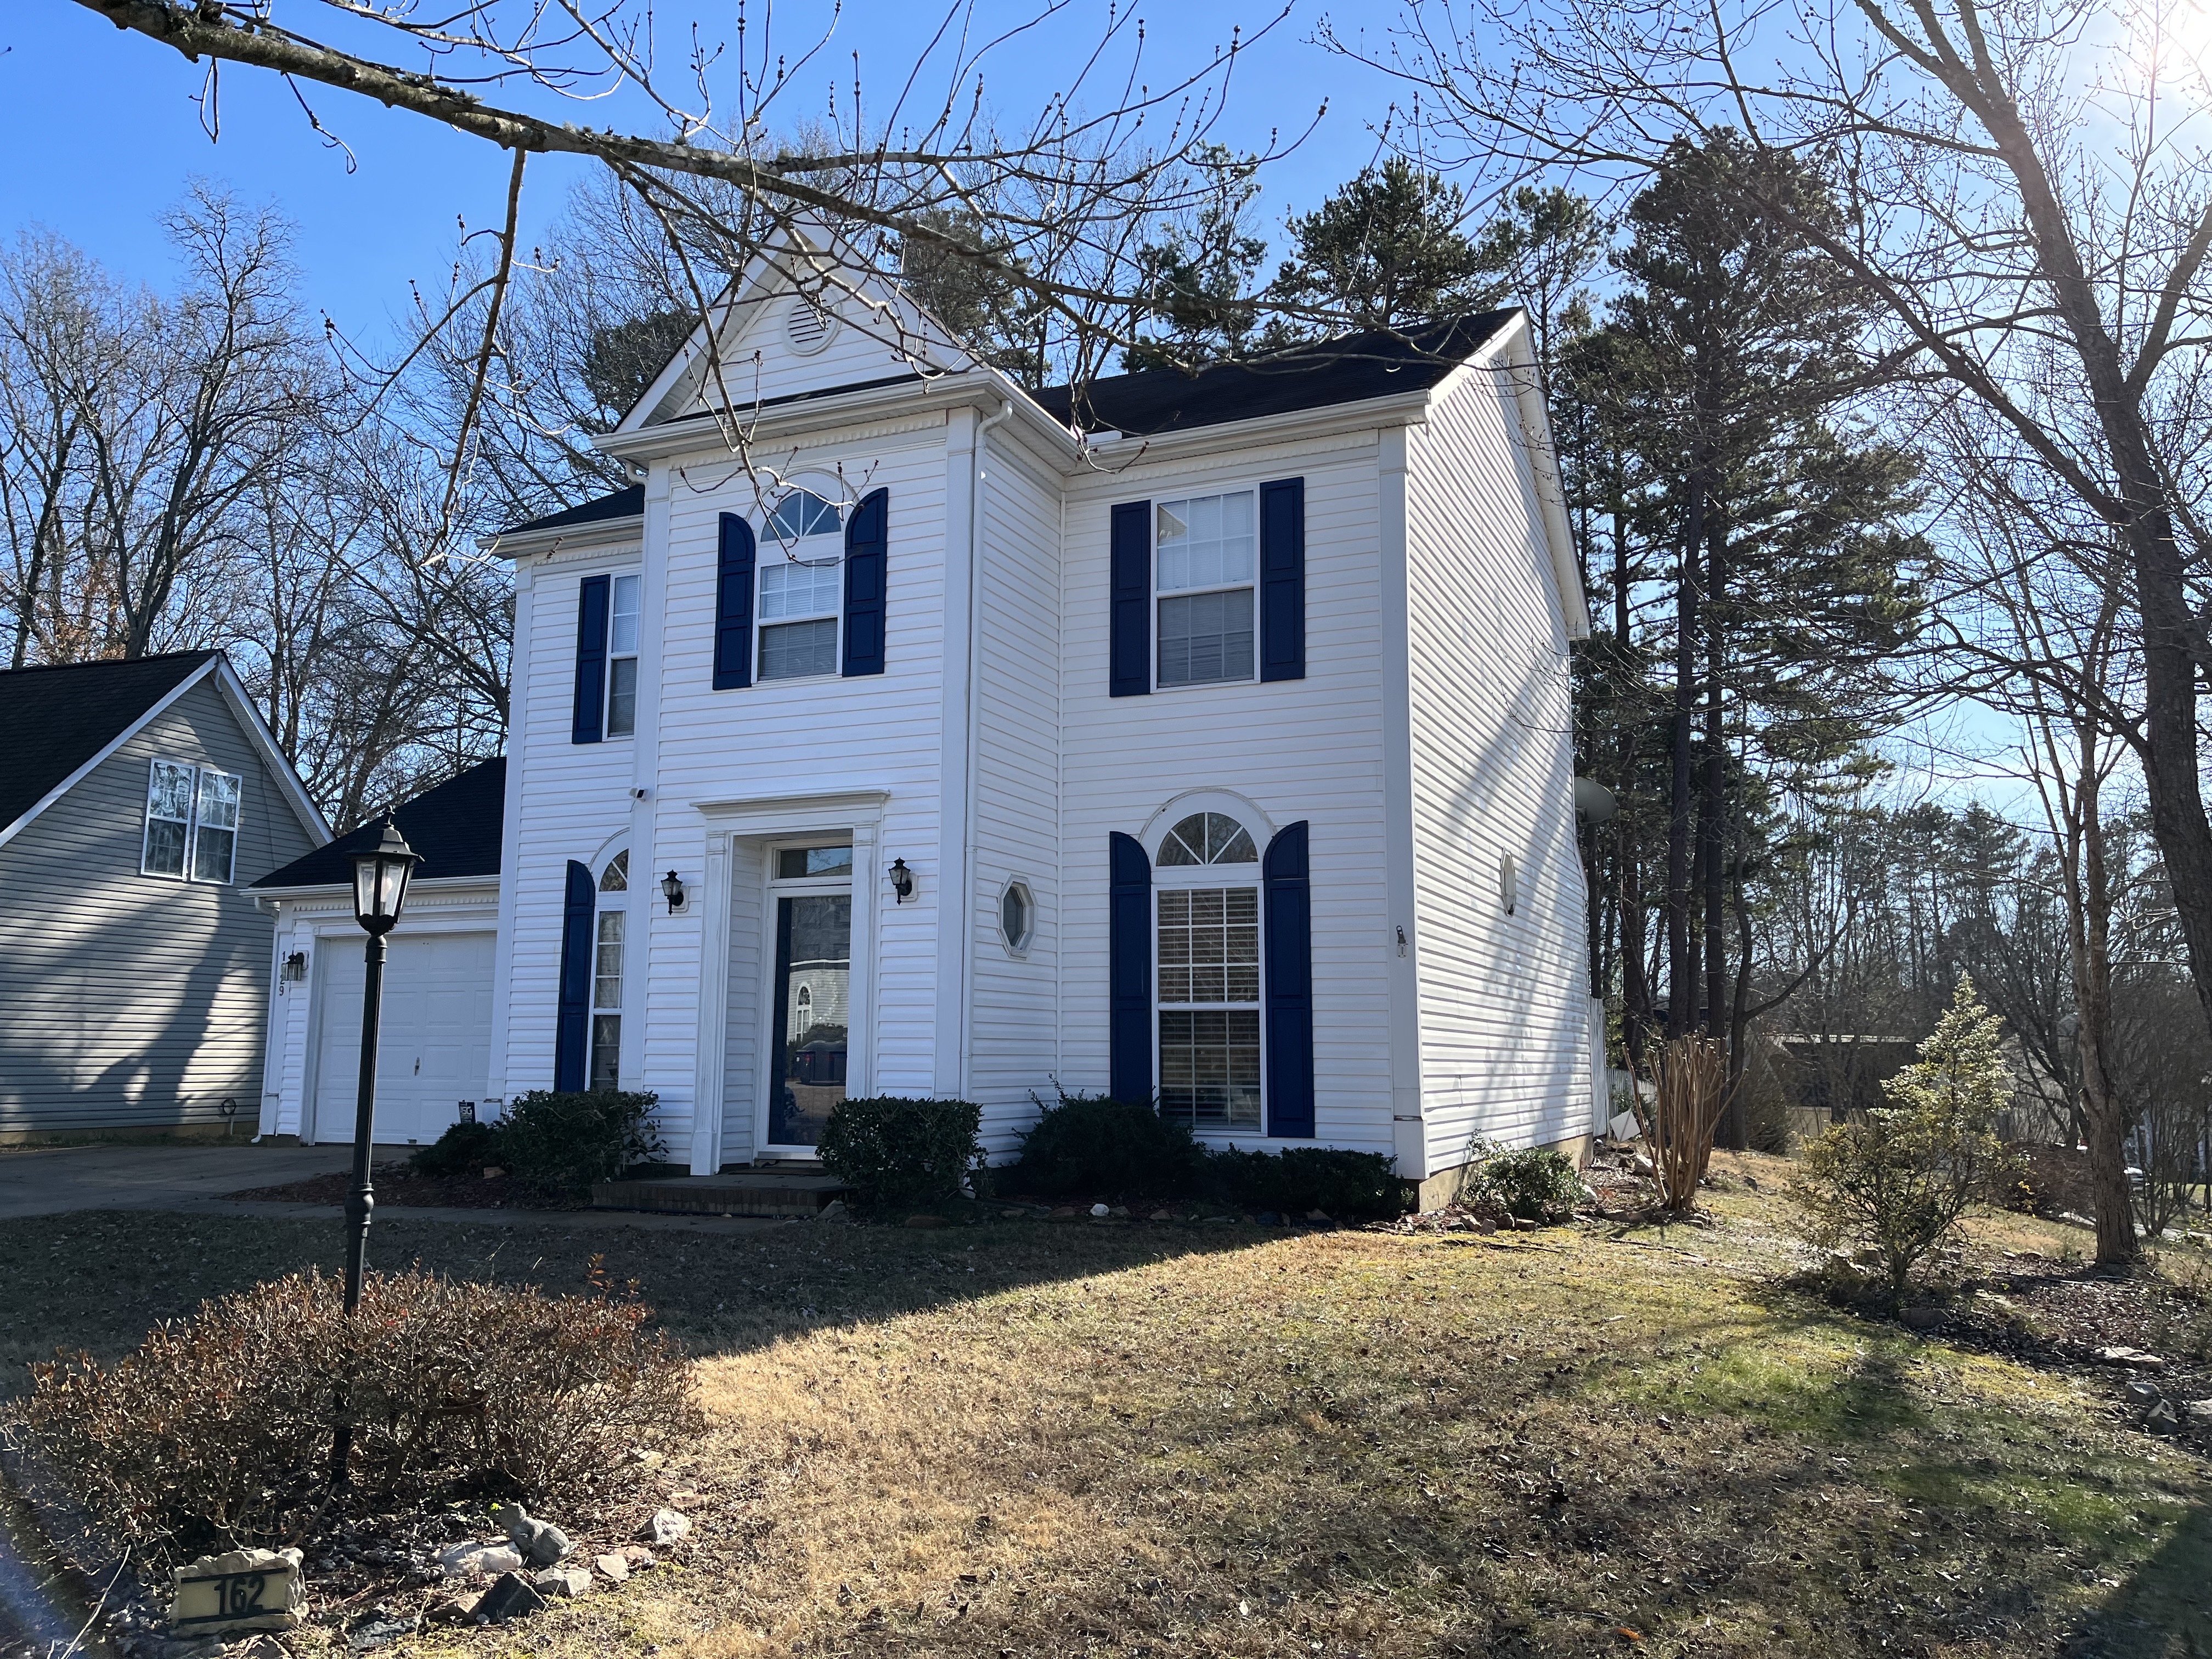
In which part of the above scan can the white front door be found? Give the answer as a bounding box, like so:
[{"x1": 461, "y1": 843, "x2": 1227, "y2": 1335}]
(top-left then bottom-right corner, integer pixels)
[{"x1": 313, "y1": 931, "x2": 496, "y2": 1146}]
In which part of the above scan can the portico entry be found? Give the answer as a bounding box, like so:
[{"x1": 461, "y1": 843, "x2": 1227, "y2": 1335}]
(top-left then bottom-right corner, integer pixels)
[{"x1": 690, "y1": 790, "x2": 885, "y2": 1176}]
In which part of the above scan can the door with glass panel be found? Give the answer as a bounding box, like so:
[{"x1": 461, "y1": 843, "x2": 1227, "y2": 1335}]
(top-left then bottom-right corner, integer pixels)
[{"x1": 764, "y1": 844, "x2": 853, "y2": 1152}]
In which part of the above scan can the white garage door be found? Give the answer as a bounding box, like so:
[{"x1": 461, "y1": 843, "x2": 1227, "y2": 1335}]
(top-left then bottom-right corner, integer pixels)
[{"x1": 313, "y1": 932, "x2": 496, "y2": 1146}]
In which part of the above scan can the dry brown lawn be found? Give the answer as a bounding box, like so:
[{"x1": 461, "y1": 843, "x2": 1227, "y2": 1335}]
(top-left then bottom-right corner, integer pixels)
[{"x1": 3, "y1": 1154, "x2": 2208, "y2": 1658}]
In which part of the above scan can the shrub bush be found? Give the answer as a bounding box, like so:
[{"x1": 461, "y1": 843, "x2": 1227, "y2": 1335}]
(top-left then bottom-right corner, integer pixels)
[
  {"x1": 818, "y1": 1096, "x2": 983, "y2": 1207},
  {"x1": 1471, "y1": 1146, "x2": 1586, "y2": 1223},
  {"x1": 4, "y1": 1267, "x2": 697, "y2": 1564},
  {"x1": 1206, "y1": 1146, "x2": 1406, "y2": 1220},
  {"x1": 408, "y1": 1118, "x2": 505, "y2": 1178},
  {"x1": 497, "y1": 1089, "x2": 664, "y2": 1203},
  {"x1": 1011, "y1": 1090, "x2": 1207, "y2": 1198},
  {"x1": 1790, "y1": 977, "x2": 2019, "y2": 1305}
]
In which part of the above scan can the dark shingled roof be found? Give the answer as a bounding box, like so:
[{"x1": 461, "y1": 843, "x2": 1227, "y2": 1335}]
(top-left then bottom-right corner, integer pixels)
[
  {"x1": 1031, "y1": 311, "x2": 1520, "y2": 437},
  {"x1": 255, "y1": 757, "x2": 505, "y2": 890},
  {"x1": 500, "y1": 484, "x2": 644, "y2": 537},
  {"x1": 0, "y1": 651, "x2": 220, "y2": 833}
]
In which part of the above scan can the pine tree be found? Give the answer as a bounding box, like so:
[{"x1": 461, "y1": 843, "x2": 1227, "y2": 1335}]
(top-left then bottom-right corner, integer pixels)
[{"x1": 1268, "y1": 159, "x2": 1491, "y2": 332}]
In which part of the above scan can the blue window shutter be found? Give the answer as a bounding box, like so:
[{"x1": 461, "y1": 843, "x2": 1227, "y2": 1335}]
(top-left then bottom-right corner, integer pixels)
[
  {"x1": 842, "y1": 487, "x2": 889, "y2": 676},
  {"x1": 1109, "y1": 500, "x2": 1151, "y2": 697},
  {"x1": 1259, "y1": 477, "x2": 1306, "y2": 682},
  {"x1": 571, "y1": 574, "x2": 610, "y2": 743},
  {"x1": 1263, "y1": 821, "x2": 1314, "y2": 1137},
  {"x1": 1109, "y1": 831, "x2": 1153, "y2": 1102},
  {"x1": 555, "y1": 859, "x2": 594, "y2": 1092},
  {"x1": 713, "y1": 514, "x2": 757, "y2": 690}
]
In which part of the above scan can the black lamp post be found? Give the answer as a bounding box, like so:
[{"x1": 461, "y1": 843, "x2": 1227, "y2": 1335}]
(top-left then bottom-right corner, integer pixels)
[{"x1": 331, "y1": 816, "x2": 418, "y2": 1488}]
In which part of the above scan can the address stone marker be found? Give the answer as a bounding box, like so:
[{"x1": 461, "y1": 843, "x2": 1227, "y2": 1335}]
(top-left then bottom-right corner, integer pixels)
[{"x1": 170, "y1": 1548, "x2": 307, "y2": 1636}]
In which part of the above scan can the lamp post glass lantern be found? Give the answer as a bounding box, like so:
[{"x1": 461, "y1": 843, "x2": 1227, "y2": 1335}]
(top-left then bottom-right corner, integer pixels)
[{"x1": 333, "y1": 817, "x2": 419, "y2": 1489}]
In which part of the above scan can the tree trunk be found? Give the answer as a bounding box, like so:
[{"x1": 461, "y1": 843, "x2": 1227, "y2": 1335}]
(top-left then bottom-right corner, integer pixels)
[{"x1": 1666, "y1": 480, "x2": 1706, "y2": 1036}]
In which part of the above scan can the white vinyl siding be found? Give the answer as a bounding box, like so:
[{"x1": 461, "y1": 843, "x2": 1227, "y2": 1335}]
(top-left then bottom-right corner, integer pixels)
[
  {"x1": 1060, "y1": 431, "x2": 1397, "y2": 1156},
  {"x1": 1404, "y1": 364, "x2": 1590, "y2": 1167},
  {"x1": 2, "y1": 676, "x2": 318, "y2": 1133}
]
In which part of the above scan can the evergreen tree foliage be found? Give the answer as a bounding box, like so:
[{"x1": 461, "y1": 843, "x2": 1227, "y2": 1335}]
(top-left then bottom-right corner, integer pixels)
[{"x1": 1268, "y1": 158, "x2": 1493, "y2": 332}]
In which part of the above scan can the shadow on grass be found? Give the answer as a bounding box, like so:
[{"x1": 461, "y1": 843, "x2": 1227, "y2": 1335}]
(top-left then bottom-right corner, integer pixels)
[
  {"x1": 2062, "y1": 1497, "x2": 2212, "y2": 1658},
  {"x1": 0, "y1": 1206, "x2": 1291, "y2": 1385}
]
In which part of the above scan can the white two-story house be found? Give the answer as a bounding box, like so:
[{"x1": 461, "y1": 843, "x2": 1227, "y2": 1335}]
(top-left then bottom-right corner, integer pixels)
[{"x1": 477, "y1": 244, "x2": 1596, "y2": 1203}]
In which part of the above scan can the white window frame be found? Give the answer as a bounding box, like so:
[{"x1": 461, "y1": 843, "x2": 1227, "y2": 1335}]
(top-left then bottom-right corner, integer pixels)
[
  {"x1": 140, "y1": 758, "x2": 242, "y2": 885},
  {"x1": 1152, "y1": 485, "x2": 1260, "y2": 693},
  {"x1": 605, "y1": 573, "x2": 642, "y2": 738},
  {"x1": 590, "y1": 850, "x2": 629, "y2": 1092},
  {"x1": 756, "y1": 489, "x2": 845, "y2": 684},
  {"x1": 1149, "y1": 808, "x2": 1266, "y2": 1135},
  {"x1": 998, "y1": 877, "x2": 1036, "y2": 957}
]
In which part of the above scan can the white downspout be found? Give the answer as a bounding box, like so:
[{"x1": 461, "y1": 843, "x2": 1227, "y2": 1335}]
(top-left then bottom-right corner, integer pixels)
[{"x1": 958, "y1": 398, "x2": 1016, "y2": 1102}]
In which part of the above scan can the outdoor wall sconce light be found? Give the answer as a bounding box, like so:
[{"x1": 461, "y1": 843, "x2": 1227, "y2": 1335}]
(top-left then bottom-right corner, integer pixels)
[
  {"x1": 888, "y1": 857, "x2": 915, "y2": 903},
  {"x1": 281, "y1": 950, "x2": 308, "y2": 985},
  {"x1": 661, "y1": 869, "x2": 686, "y2": 912},
  {"x1": 1499, "y1": 853, "x2": 1520, "y2": 917}
]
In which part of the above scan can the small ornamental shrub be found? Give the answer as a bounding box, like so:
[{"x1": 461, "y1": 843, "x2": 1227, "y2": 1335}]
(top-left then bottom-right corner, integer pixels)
[
  {"x1": 497, "y1": 1089, "x2": 664, "y2": 1203},
  {"x1": 818, "y1": 1096, "x2": 983, "y2": 1208},
  {"x1": 1011, "y1": 1090, "x2": 1207, "y2": 1198},
  {"x1": 408, "y1": 1118, "x2": 505, "y2": 1178},
  {"x1": 1206, "y1": 1147, "x2": 1407, "y2": 1220},
  {"x1": 1790, "y1": 977, "x2": 2021, "y2": 1306},
  {"x1": 1471, "y1": 1145, "x2": 1587, "y2": 1223},
  {"x1": 4, "y1": 1266, "x2": 698, "y2": 1565}
]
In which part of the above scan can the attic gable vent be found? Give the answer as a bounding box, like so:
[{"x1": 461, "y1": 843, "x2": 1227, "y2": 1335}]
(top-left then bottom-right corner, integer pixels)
[{"x1": 786, "y1": 296, "x2": 835, "y2": 355}]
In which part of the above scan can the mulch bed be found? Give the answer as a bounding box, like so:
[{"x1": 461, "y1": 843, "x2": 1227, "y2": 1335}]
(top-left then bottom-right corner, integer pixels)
[{"x1": 225, "y1": 1162, "x2": 567, "y2": 1211}]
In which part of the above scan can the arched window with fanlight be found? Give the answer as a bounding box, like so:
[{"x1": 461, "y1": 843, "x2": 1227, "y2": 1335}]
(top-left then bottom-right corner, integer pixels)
[
  {"x1": 590, "y1": 851, "x2": 628, "y2": 1090},
  {"x1": 757, "y1": 489, "x2": 844, "y2": 681},
  {"x1": 1152, "y1": 811, "x2": 1263, "y2": 1131}
]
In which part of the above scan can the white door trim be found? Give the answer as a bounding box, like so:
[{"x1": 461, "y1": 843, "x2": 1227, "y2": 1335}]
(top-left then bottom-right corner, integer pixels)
[{"x1": 691, "y1": 789, "x2": 887, "y2": 1175}]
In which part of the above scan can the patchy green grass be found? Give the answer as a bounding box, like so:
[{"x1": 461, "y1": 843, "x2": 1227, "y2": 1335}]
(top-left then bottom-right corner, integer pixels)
[{"x1": 0, "y1": 1155, "x2": 2207, "y2": 1658}]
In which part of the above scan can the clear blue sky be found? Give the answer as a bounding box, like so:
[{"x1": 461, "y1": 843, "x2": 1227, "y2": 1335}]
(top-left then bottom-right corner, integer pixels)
[{"x1": 0, "y1": 0, "x2": 1400, "y2": 341}]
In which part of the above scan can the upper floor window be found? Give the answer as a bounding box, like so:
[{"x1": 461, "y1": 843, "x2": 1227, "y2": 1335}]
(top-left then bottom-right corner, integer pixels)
[
  {"x1": 759, "y1": 489, "x2": 843, "y2": 681},
  {"x1": 142, "y1": 760, "x2": 241, "y2": 884},
  {"x1": 606, "y1": 573, "x2": 641, "y2": 737},
  {"x1": 1155, "y1": 491, "x2": 1255, "y2": 689}
]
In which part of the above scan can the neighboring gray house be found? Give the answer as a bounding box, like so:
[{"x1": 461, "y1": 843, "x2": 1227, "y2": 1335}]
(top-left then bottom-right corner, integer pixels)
[{"x1": 0, "y1": 652, "x2": 328, "y2": 1139}]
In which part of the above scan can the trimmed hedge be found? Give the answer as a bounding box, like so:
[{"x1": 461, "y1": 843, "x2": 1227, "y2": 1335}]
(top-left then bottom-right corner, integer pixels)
[
  {"x1": 819, "y1": 1096, "x2": 983, "y2": 1208},
  {"x1": 1207, "y1": 1146, "x2": 1406, "y2": 1220},
  {"x1": 488, "y1": 1090, "x2": 664, "y2": 1204},
  {"x1": 1011, "y1": 1090, "x2": 1206, "y2": 1199},
  {"x1": 408, "y1": 1118, "x2": 504, "y2": 1178}
]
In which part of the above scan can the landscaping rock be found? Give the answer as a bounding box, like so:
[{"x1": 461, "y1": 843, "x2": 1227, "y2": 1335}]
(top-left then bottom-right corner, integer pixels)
[
  {"x1": 640, "y1": 1508, "x2": 692, "y2": 1546},
  {"x1": 532, "y1": 1568, "x2": 591, "y2": 1599},
  {"x1": 160, "y1": 1639, "x2": 222, "y2": 1659},
  {"x1": 345, "y1": 1611, "x2": 417, "y2": 1653},
  {"x1": 816, "y1": 1200, "x2": 849, "y2": 1221},
  {"x1": 422, "y1": 1598, "x2": 477, "y2": 1626},
  {"x1": 2125, "y1": 1380, "x2": 2164, "y2": 1405},
  {"x1": 2096, "y1": 1346, "x2": 2167, "y2": 1368},
  {"x1": 1306, "y1": 1209, "x2": 1333, "y2": 1224},
  {"x1": 2146, "y1": 1398, "x2": 2180, "y2": 1435},
  {"x1": 473, "y1": 1572, "x2": 548, "y2": 1625},
  {"x1": 1255, "y1": 1210, "x2": 1282, "y2": 1226},
  {"x1": 498, "y1": 1504, "x2": 573, "y2": 1567},
  {"x1": 903, "y1": 1214, "x2": 945, "y2": 1228},
  {"x1": 1510, "y1": 1216, "x2": 1539, "y2": 1232},
  {"x1": 620, "y1": 1546, "x2": 657, "y2": 1568},
  {"x1": 1150, "y1": 1209, "x2": 1177, "y2": 1222},
  {"x1": 624, "y1": 1447, "x2": 666, "y2": 1468},
  {"x1": 1089, "y1": 1203, "x2": 1110, "y2": 1217},
  {"x1": 439, "y1": 1541, "x2": 523, "y2": 1579},
  {"x1": 482, "y1": 1166, "x2": 505, "y2": 1178},
  {"x1": 593, "y1": 1553, "x2": 631, "y2": 1583},
  {"x1": 1899, "y1": 1307, "x2": 1944, "y2": 1333},
  {"x1": 230, "y1": 1636, "x2": 290, "y2": 1659}
]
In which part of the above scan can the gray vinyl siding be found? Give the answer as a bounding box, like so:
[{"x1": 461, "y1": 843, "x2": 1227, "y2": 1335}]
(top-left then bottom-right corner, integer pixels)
[{"x1": 0, "y1": 678, "x2": 319, "y2": 1132}]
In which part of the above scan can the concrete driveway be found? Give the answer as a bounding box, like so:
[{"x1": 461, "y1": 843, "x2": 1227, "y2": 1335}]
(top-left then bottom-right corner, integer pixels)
[{"x1": 0, "y1": 1142, "x2": 350, "y2": 1220}]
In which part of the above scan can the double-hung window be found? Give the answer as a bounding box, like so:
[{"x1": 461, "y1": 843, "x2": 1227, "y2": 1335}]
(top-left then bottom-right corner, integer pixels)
[
  {"x1": 606, "y1": 573, "x2": 641, "y2": 737},
  {"x1": 142, "y1": 760, "x2": 242, "y2": 884},
  {"x1": 758, "y1": 489, "x2": 843, "y2": 681},
  {"x1": 1155, "y1": 491, "x2": 1256, "y2": 688},
  {"x1": 1154, "y1": 810, "x2": 1262, "y2": 1129}
]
